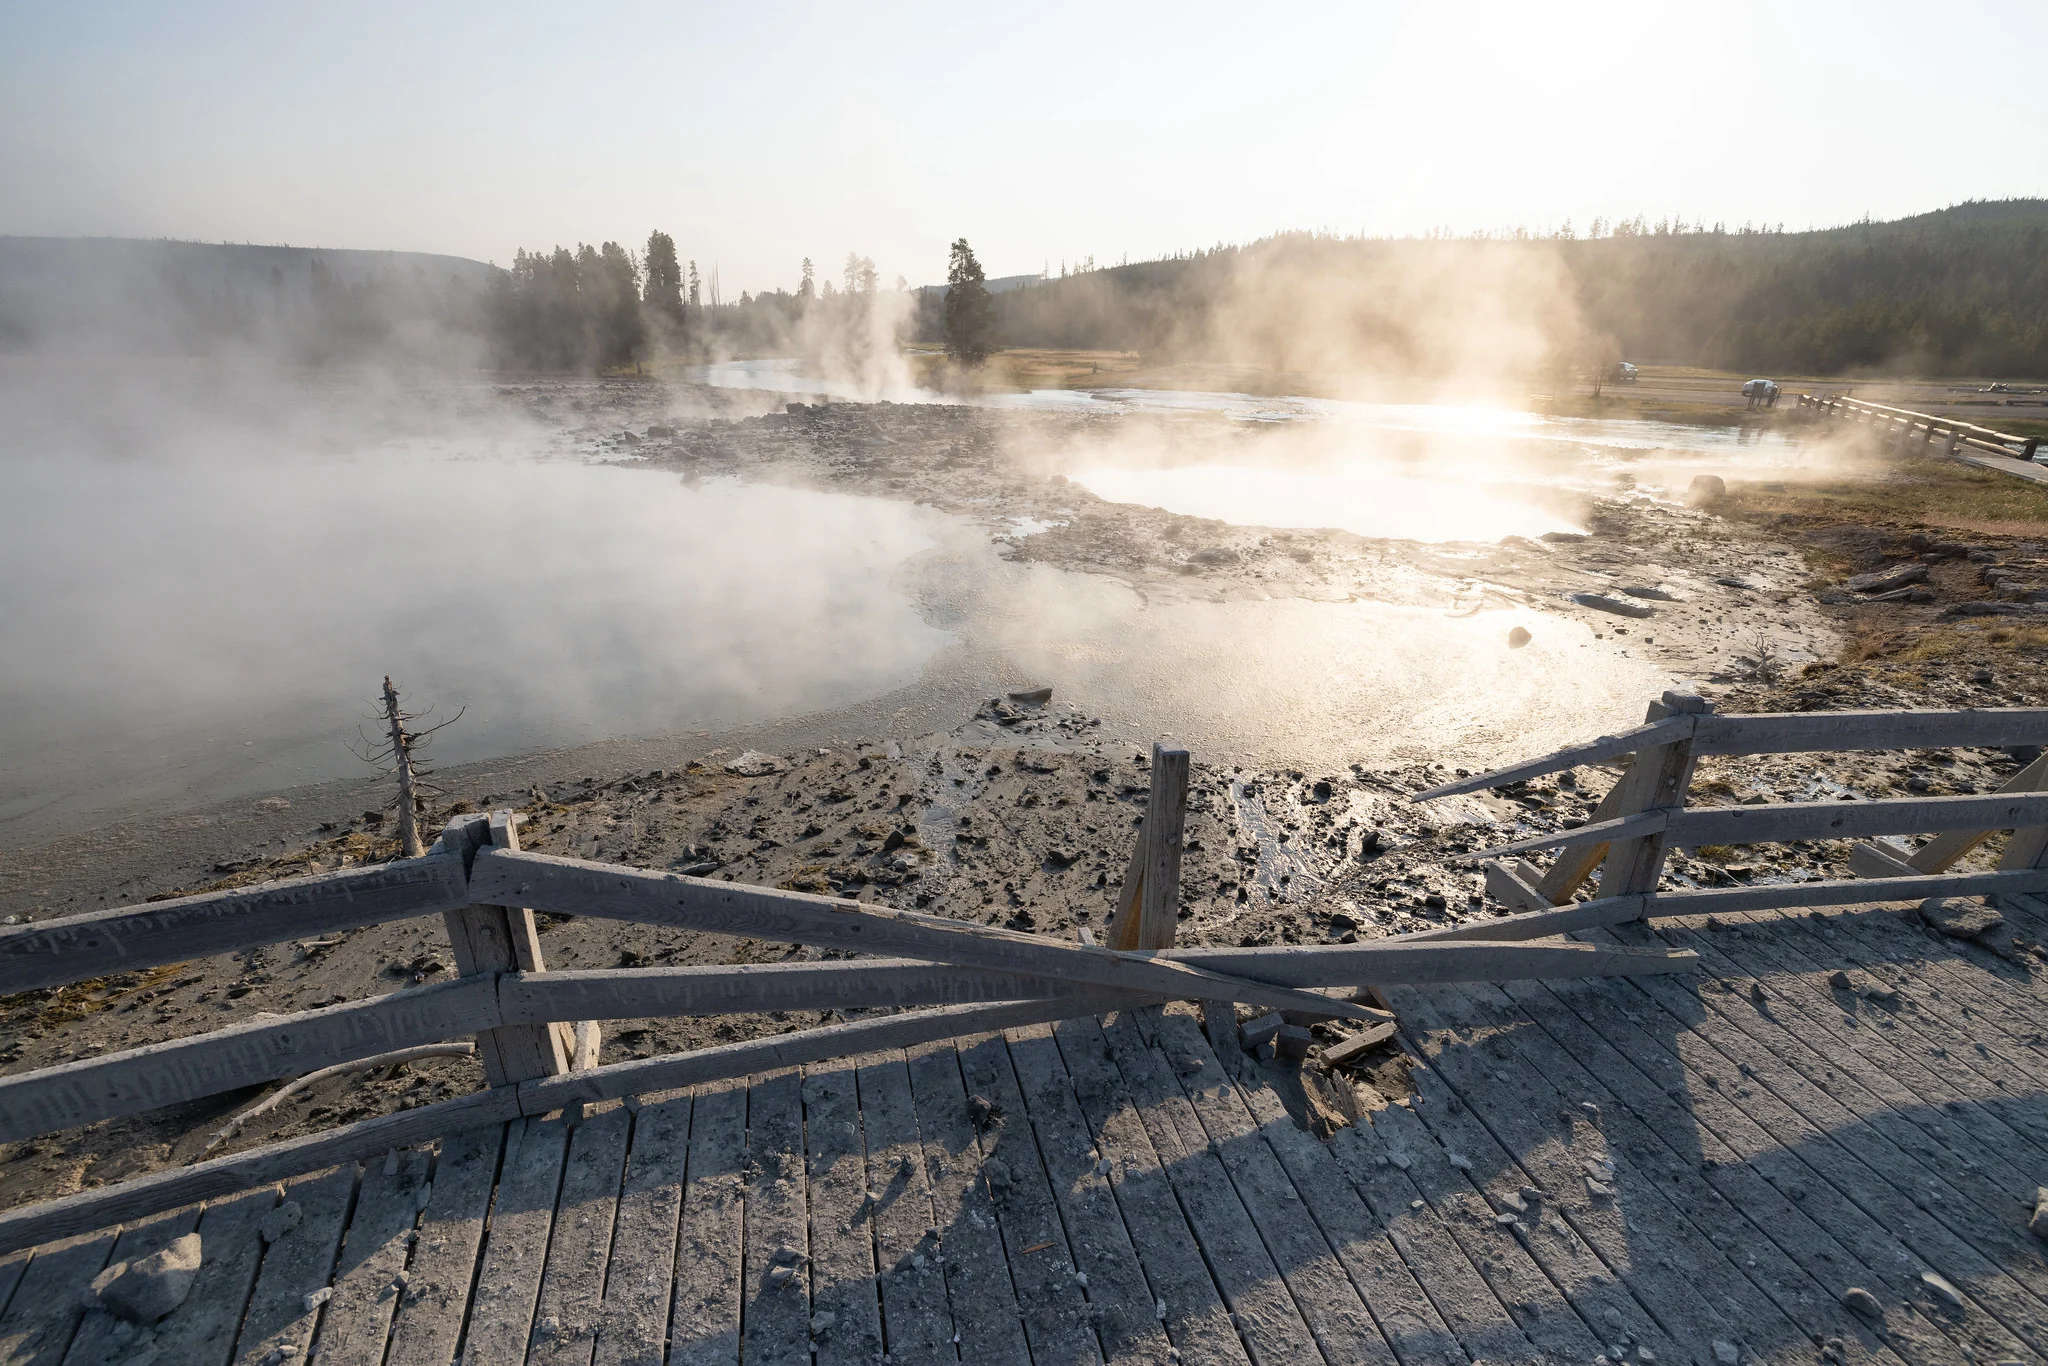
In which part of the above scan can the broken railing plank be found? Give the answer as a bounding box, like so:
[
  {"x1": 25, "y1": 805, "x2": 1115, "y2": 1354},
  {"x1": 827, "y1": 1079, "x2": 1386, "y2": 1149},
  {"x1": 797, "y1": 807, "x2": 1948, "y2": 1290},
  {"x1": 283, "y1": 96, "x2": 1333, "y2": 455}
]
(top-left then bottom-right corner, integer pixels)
[
  {"x1": 1478, "y1": 791, "x2": 2048, "y2": 859},
  {"x1": 0, "y1": 974, "x2": 498, "y2": 1143},
  {"x1": 1136, "y1": 743, "x2": 1191, "y2": 950},
  {"x1": 0, "y1": 1085, "x2": 523, "y2": 1256},
  {"x1": 515, "y1": 992, "x2": 1143, "y2": 1115},
  {"x1": 0, "y1": 855, "x2": 469, "y2": 996},
  {"x1": 469, "y1": 846, "x2": 1380, "y2": 1022},
  {"x1": 1400, "y1": 866, "x2": 2048, "y2": 942},
  {"x1": 436, "y1": 813, "x2": 570, "y2": 1086},
  {"x1": 1414, "y1": 715, "x2": 1697, "y2": 799},
  {"x1": 1852, "y1": 750, "x2": 2048, "y2": 875}
]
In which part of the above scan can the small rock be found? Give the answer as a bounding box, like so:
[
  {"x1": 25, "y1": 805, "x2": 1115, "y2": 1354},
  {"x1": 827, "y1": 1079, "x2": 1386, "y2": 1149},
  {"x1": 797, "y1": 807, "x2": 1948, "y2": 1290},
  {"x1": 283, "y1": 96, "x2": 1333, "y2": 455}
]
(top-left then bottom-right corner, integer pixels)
[
  {"x1": 1579, "y1": 1101, "x2": 1602, "y2": 1124},
  {"x1": 1569, "y1": 592, "x2": 1656, "y2": 619},
  {"x1": 766, "y1": 1265, "x2": 796, "y2": 1288},
  {"x1": 1713, "y1": 1340, "x2": 1740, "y2": 1364},
  {"x1": 1507, "y1": 626, "x2": 1533, "y2": 649},
  {"x1": 1920, "y1": 1270, "x2": 1965, "y2": 1309},
  {"x1": 1621, "y1": 585, "x2": 1679, "y2": 601},
  {"x1": 92, "y1": 1234, "x2": 203, "y2": 1323},
  {"x1": 967, "y1": 1094, "x2": 1001, "y2": 1130},
  {"x1": 1840, "y1": 1286, "x2": 1882, "y2": 1318},
  {"x1": 723, "y1": 750, "x2": 786, "y2": 777},
  {"x1": 1714, "y1": 576, "x2": 1754, "y2": 589},
  {"x1": 1971, "y1": 666, "x2": 1995, "y2": 684},
  {"x1": 1686, "y1": 475, "x2": 1727, "y2": 505},
  {"x1": 259, "y1": 1201, "x2": 303, "y2": 1244},
  {"x1": 1828, "y1": 970, "x2": 1853, "y2": 990},
  {"x1": 811, "y1": 1310, "x2": 836, "y2": 1336},
  {"x1": 983, "y1": 1157, "x2": 1013, "y2": 1190},
  {"x1": 1006, "y1": 686, "x2": 1054, "y2": 707},
  {"x1": 1846, "y1": 563, "x2": 1930, "y2": 594},
  {"x1": 1919, "y1": 897, "x2": 2005, "y2": 941},
  {"x1": 303, "y1": 1286, "x2": 333, "y2": 1313},
  {"x1": 2030, "y1": 1187, "x2": 2048, "y2": 1239}
]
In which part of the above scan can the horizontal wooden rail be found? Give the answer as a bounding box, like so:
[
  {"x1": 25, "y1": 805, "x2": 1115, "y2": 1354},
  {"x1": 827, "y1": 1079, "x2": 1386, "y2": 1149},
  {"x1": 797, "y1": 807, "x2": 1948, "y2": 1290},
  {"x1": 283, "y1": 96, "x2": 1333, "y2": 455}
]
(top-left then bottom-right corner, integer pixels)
[
  {"x1": 470, "y1": 848, "x2": 1382, "y2": 1022},
  {"x1": 1429, "y1": 708, "x2": 2048, "y2": 798},
  {"x1": 0, "y1": 855, "x2": 470, "y2": 997},
  {"x1": 1823, "y1": 396, "x2": 2028, "y2": 449},
  {"x1": 0, "y1": 976, "x2": 496, "y2": 1144},
  {"x1": 1400, "y1": 866, "x2": 2048, "y2": 943},
  {"x1": 1477, "y1": 791, "x2": 2048, "y2": 858}
]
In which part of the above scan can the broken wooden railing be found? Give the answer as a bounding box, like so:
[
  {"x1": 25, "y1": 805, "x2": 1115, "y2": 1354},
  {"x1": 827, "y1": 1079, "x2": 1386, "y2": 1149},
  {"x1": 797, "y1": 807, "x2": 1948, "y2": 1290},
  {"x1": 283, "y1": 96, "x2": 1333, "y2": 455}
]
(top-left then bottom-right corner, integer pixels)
[
  {"x1": 1796, "y1": 393, "x2": 2041, "y2": 465},
  {"x1": 1422, "y1": 691, "x2": 2048, "y2": 942},
  {"x1": 0, "y1": 774, "x2": 1699, "y2": 1254}
]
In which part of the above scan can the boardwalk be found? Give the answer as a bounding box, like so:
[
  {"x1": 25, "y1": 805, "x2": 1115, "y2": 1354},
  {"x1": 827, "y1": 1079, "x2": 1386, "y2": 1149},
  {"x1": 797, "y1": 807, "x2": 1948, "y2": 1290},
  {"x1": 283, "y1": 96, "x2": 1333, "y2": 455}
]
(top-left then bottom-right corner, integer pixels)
[{"x1": 5, "y1": 895, "x2": 2047, "y2": 1366}]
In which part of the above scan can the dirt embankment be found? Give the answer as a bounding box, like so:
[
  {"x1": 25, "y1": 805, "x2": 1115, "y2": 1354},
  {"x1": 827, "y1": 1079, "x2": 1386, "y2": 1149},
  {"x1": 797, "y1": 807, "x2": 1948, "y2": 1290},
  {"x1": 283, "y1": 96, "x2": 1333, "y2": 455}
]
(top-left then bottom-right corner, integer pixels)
[{"x1": 7, "y1": 395, "x2": 2048, "y2": 1210}]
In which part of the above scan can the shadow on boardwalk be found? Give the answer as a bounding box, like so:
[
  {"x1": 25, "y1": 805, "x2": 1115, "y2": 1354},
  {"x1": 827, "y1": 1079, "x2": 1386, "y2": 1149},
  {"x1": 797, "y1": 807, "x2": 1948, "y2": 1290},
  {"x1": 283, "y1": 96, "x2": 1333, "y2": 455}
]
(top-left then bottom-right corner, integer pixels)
[{"x1": 3, "y1": 898, "x2": 2047, "y2": 1366}]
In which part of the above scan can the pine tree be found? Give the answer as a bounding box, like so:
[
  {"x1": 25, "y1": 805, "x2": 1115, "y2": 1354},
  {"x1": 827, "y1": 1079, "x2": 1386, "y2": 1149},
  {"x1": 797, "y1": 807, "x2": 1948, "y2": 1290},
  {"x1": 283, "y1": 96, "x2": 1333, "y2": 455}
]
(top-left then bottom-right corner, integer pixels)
[
  {"x1": 687, "y1": 260, "x2": 701, "y2": 308},
  {"x1": 642, "y1": 230, "x2": 682, "y2": 316},
  {"x1": 798, "y1": 258, "x2": 815, "y2": 302},
  {"x1": 944, "y1": 238, "x2": 993, "y2": 366}
]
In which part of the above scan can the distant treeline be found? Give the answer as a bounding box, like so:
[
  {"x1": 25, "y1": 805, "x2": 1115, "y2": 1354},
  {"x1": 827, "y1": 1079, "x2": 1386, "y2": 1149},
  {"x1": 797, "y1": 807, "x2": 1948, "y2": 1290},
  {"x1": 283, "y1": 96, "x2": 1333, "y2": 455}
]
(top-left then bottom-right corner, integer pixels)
[{"x1": 943, "y1": 200, "x2": 2048, "y2": 378}]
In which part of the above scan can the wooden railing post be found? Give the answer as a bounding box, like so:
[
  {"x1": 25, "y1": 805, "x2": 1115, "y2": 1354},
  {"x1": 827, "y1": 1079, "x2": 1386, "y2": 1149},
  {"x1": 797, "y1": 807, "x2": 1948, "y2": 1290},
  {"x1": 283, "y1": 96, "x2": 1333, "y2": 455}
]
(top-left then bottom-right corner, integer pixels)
[
  {"x1": 1105, "y1": 743, "x2": 1191, "y2": 951},
  {"x1": 434, "y1": 812, "x2": 570, "y2": 1086},
  {"x1": 1511, "y1": 692, "x2": 1711, "y2": 908}
]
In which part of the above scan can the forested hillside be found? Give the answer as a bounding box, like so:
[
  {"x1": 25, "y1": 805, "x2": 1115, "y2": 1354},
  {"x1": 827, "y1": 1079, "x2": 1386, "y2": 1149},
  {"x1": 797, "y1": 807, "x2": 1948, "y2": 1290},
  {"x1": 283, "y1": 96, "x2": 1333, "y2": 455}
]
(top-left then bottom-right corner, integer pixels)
[{"x1": 965, "y1": 200, "x2": 2048, "y2": 378}]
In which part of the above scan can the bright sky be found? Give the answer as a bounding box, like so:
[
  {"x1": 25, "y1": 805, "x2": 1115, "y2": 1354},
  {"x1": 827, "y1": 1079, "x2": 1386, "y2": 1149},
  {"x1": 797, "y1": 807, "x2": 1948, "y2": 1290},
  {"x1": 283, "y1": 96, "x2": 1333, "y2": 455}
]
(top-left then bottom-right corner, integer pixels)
[{"x1": 3, "y1": 1, "x2": 2042, "y2": 294}]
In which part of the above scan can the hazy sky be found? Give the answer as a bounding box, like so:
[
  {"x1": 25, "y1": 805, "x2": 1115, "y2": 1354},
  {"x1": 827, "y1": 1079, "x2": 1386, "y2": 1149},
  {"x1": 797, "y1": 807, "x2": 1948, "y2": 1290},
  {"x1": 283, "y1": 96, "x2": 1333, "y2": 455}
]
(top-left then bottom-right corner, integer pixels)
[{"x1": 3, "y1": 1, "x2": 2042, "y2": 294}]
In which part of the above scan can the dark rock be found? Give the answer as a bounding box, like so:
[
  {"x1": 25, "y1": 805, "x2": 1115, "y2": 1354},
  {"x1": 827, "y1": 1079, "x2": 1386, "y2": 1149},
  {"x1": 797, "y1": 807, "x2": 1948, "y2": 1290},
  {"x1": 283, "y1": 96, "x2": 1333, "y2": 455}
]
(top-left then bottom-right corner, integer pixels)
[
  {"x1": 1006, "y1": 686, "x2": 1054, "y2": 707},
  {"x1": 1846, "y1": 563, "x2": 1929, "y2": 594},
  {"x1": 1686, "y1": 475, "x2": 1727, "y2": 505},
  {"x1": 1568, "y1": 592, "x2": 1655, "y2": 619}
]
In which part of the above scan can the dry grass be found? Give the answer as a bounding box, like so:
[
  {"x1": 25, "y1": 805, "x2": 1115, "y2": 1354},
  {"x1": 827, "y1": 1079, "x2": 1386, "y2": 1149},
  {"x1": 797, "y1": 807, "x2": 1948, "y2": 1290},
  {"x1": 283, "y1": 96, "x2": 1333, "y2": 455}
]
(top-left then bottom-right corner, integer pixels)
[{"x1": 1723, "y1": 455, "x2": 2048, "y2": 534}]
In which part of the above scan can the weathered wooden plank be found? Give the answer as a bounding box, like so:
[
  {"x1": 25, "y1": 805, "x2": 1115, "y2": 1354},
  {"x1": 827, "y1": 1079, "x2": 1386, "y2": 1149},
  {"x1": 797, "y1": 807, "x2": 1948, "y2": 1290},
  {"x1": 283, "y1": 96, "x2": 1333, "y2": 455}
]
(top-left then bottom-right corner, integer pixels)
[
  {"x1": 1166, "y1": 941, "x2": 1697, "y2": 981},
  {"x1": 668, "y1": 1081, "x2": 746, "y2": 1366},
  {"x1": 953, "y1": 1031, "x2": 1098, "y2": 1365},
  {"x1": 800, "y1": 1058, "x2": 884, "y2": 1366},
  {"x1": 516, "y1": 992, "x2": 1141, "y2": 1117},
  {"x1": 499, "y1": 942, "x2": 1694, "y2": 1036},
  {"x1": 229, "y1": 1167, "x2": 354, "y2": 1366},
  {"x1": 1147, "y1": 1012, "x2": 1402, "y2": 1366},
  {"x1": 901, "y1": 1039, "x2": 1035, "y2": 1366},
  {"x1": 0, "y1": 1228, "x2": 115, "y2": 1366},
  {"x1": 1689, "y1": 708, "x2": 2048, "y2": 756},
  {"x1": 1384, "y1": 989, "x2": 1759, "y2": 1360},
  {"x1": 1365, "y1": 1095, "x2": 1614, "y2": 1364},
  {"x1": 0, "y1": 1087, "x2": 522, "y2": 1257},
  {"x1": 1527, "y1": 699, "x2": 1675, "y2": 903},
  {"x1": 528, "y1": 1105, "x2": 632, "y2": 1366},
  {"x1": 0, "y1": 856, "x2": 469, "y2": 996},
  {"x1": 148, "y1": 1185, "x2": 278, "y2": 1366},
  {"x1": 1230, "y1": 1071, "x2": 1468, "y2": 1366},
  {"x1": 0, "y1": 975, "x2": 497, "y2": 1143},
  {"x1": 383, "y1": 1126, "x2": 505, "y2": 1366},
  {"x1": 472, "y1": 848, "x2": 1378, "y2": 1021},
  {"x1": 1050, "y1": 1014, "x2": 1248, "y2": 1366},
  {"x1": 1471, "y1": 810, "x2": 1666, "y2": 860},
  {"x1": 591, "y1": 1095, "x2": 689, "y2": 1366},
  {"x1": 1400, "y1": 868, "x2": 2048, "y2": 943},
  {"x1": 1100, "y1": 1008, "x2": 1322, "y2": 1364},
  {"x1": 61, "y1": 1205, "x2": 201, "y2": 1366},
  {"x1": 1595, "y1": 702, "x2": 1705, "y2": 899},
  {"x1": 1136, "y1": 745, "x2": 1191, "y2": 950},
  {"x1": 1855, "y1": 752, "x2": 2048, "y2": 874},
  {"x1": 1659, "y1": 915, "x2": 2048, "y2": 1281},
  {"x1": 1323, "y1": 1104, "x2": 1544, "y2": 1366},
  {"x1": 439, "y1": 814, "x2": 569, "y2": 1088},
  {"x1": 850, "y1": 1054, "x2": 954, "y2": 1364},
  {"x1": 1415, "y1": 715, "x2": 1697, "y2": 799},
  {"x1": 459, "y1": 1115, "x2": 572, "y2": 1364},
  {"x1": 1489, "y1": 975, "x2": 1906, "y2": 1366},
  {"x1": 306, "y1": 1146, "x2": 430, "y2": 1366},
  {"x1": 739, "y1": 1069, "x2": 813, "y2": 1366},
  {"x1": 1574, "y1": 946, "x2": 2045, "y2": 1359},
  {"x1": 0, "y1": 1252, "x2": 27, "y2": 1322},
  {"x1": 498, "y1": 961, "x2": 1094, "y2": 1021}
]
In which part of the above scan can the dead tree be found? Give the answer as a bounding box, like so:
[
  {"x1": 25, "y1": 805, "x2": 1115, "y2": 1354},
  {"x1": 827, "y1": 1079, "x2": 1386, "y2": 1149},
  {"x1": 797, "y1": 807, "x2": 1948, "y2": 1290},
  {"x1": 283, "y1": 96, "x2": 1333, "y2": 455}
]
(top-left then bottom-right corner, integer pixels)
[{"x1": 353, "y1": 676, "x2": 462, "y2": 857}]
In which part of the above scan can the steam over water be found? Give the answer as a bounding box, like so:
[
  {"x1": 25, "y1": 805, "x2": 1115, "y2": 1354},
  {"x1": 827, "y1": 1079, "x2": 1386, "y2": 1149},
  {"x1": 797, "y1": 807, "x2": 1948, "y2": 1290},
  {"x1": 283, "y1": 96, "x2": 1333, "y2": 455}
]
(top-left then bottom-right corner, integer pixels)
[{"x1": 2, "y1": 361, "x2": 1701, "y2": 842}]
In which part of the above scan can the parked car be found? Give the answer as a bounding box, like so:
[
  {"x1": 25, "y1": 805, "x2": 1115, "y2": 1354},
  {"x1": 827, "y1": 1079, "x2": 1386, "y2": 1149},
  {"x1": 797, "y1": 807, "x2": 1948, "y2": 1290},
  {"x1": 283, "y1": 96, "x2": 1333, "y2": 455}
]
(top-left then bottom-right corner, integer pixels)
[{"x1": 1611, "y1": 361, "x2": 1639, "y2": 382}]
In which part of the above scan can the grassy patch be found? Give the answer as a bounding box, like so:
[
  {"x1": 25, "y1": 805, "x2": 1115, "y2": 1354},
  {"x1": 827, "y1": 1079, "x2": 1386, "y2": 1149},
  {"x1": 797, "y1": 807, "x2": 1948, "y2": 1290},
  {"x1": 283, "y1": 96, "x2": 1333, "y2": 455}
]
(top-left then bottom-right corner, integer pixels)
[{"x1": 1720, "y1": 454, "x2": 2048, "y2": 533}]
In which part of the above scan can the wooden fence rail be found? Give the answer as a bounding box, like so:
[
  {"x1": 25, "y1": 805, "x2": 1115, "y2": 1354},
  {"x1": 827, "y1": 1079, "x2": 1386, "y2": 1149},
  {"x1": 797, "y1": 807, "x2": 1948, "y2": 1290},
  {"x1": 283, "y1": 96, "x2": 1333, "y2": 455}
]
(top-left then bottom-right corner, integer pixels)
[
  {"x1": 0, "y1": 739, "x2": 1714, "y2": 1253},
  {"x1": 1433, "y1": 689, "x2": 2048, "y2": 947}
]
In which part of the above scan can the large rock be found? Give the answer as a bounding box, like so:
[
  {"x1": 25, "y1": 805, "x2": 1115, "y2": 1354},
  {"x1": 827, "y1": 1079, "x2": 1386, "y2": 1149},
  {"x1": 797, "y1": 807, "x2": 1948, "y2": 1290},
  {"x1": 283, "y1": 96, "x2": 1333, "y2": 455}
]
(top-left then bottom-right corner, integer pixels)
[
  {"x1": 1919, "y1": 897, "x2": 2005, "y2": 941},
  {"x1": 722, "y1": 750, "x2": 785, "y2": 777},
  {"x1": 1685, "y1": 475, "x2": 1727, "y2": 505},
  {"x1": 91, "y1": 1233, "x2": 202, "y2": 1323},
  {"x1": 1567, "y1": 592, "x2": 1655, "y2": 619},
  {"x1": 1846, "y1": 563, "x2": 1929, "y2": 594}
]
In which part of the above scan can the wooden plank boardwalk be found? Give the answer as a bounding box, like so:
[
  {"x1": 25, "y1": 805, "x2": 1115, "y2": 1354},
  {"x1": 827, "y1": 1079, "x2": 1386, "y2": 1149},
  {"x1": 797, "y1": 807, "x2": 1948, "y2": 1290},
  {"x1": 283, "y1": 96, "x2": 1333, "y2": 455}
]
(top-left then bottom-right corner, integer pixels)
[{"x1": 6, "y1": 899, "x2": 2048, "y2": 1366}]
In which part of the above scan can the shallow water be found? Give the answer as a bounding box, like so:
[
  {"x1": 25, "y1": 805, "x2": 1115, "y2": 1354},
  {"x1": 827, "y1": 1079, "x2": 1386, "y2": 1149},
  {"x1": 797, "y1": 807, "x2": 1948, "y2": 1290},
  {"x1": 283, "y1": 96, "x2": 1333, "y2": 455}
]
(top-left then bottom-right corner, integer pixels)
[{"x1": 2, "y1": 364, "x2": 1692, "y2": 840}]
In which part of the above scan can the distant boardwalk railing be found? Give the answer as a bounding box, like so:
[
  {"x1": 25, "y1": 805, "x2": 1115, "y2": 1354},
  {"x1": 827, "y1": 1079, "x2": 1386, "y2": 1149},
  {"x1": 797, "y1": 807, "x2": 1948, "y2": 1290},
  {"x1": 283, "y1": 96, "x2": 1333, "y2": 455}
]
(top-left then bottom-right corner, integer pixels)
[
  {"x1": 1797, "y1": 392, "x2": 2041, "y2": 466},
  {"x1": 0, "y1": 743, "x2": 1699, "y2": 1254}
]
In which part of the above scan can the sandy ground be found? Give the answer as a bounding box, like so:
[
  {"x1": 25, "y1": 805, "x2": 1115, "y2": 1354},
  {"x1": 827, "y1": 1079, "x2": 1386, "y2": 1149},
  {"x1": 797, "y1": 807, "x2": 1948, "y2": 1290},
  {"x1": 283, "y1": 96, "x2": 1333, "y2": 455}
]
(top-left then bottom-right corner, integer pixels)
[{"x1": 6, "y1": 388, "x2": 2048, "y2": 1209}]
